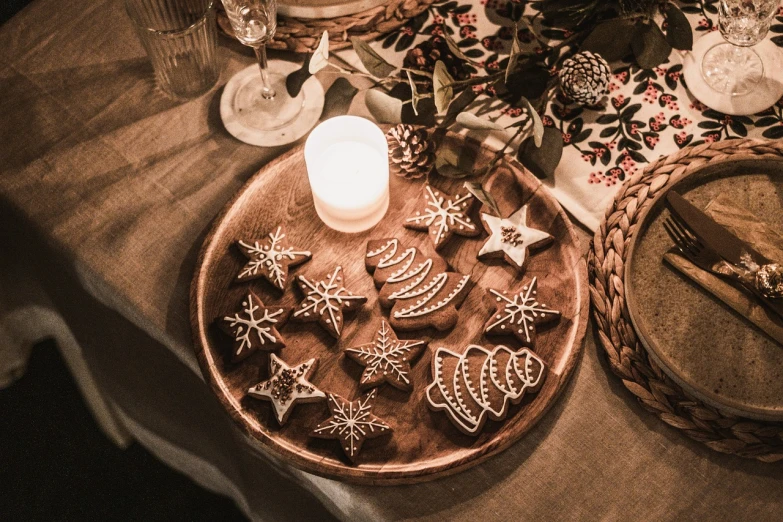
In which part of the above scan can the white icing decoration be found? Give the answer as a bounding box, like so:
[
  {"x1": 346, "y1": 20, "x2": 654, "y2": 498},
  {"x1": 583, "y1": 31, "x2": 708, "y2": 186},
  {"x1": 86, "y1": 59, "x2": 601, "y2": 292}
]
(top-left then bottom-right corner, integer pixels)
[
  {"x1": 393, "y1": 274, "x2": 470, "y2": 319},
  {"x1": 425, "y1": 344, "x2": 546, "y2": 436},
  {"x1": 344, "y1": 321, "x2": 425, "y2": 390},
  {"x1": 311, "y1": 390, "x2": 391, "y2": 461},
  {"x1": 404, "y1": 185, "x2": 478, "y2": 246},
  {"x1": 247, "y1": 354, "x2": 325, "y2": 424},
  {"x1": 366, "y1": 239, "x2": 471, "y2": 325},
  {"x1": 222, "y1": 293, "x2": 285, "y2": 357},
  {"x1": 478, "y1": 206, "x2": 551, "y2": 269},
  {"x1": 485, "y1": 277, "x2": 560, "y2": 344},
  {"x1": 293, "y1": 266, "x2": 365, "y2": 336},
  {"x1": 237, "y1": 226, "x2": 311, "y2": 288}
]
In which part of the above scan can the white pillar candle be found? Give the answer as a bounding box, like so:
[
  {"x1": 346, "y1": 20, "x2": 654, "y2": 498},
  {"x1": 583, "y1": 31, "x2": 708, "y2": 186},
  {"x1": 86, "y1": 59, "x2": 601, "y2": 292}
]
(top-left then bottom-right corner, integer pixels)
[{"x1": 304, "y1": 116, "x2": 389, "y2": 233}]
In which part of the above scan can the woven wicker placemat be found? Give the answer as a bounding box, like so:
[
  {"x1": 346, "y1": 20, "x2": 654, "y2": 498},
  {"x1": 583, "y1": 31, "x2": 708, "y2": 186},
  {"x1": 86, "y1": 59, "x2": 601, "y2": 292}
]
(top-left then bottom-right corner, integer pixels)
[
  {"x1": 218, "y1": 0, "x2": 437, "y2": 53},
  {"x1": 588, "y1": 138, "x2": 783, "y2": 463}
]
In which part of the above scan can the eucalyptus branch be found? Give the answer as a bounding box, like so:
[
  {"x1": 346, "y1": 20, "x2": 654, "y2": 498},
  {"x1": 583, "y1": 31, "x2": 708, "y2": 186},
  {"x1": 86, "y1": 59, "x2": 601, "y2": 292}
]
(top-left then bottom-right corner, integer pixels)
[
  {"x1": 401, "y1": 93, "x2": 433, "y2": 105},
  {"x1": 548, "y1": 29, "x2": 590, "y2": 52},
  {"x1": 323, "y1": 62, "x2": 430, "y2": 87},
  {"x1": 445, "y1": 71, "x2": 505, "y2": 89},
  {"x1": 533, "y1": 78, "x2": 559, "y2": 114},
  {"x1": 401, "y1": 67, "x2": 433, "y2": 79},
  {"x1": 482, "y1": 124, "x2": 529, "y2": 177},
  {"x1": 520, "y1": 17, "x2": 548, "y2": 47}
]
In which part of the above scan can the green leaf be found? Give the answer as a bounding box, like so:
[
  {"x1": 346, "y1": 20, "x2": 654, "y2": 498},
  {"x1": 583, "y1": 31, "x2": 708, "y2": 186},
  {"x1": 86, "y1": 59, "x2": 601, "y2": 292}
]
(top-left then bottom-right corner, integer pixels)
[
  {"x1": 464, "y1": 181, "x2": 501, "y2": 216},
  {"x1": 506, "y1": 23, "x2": 521, "y2": 83},
  {"x1": 502, "y1": 65, "x2": 550, "y2": 103},
  {"x1": 321, "y1": 78, "x2": 358, "y2": 120},
  {"x1": 435, "y1": 139, "x2": 478, "y2": 177},
  {"x1": 664, "y1": 3, "x2": 693, "y2": 51},
  {"x1": 582, "y1": 19, "x2": 635, "y2": 62},
  {"x1": 286, "y1": 54, "x2": 312, "y2": 98},
  {"x1": 433, "y1": 61, "x2": 454, "y2": 115},
  {"x1": 351, "y1": 36, "x2": 397, "y2": 77},
  {"x1": 309, "y1": 31, "x2": 330, "y2": 74},
  {"x1": 517, "y1": 127, "x2": 563, "y2": 179},
  {"x1": 365, "y1": 89, "x2": 403, "y2": 124},
  {"x1": 446, "y1": 88, "x2": 478, "y2": 118},
  {"x1": 522, "y1": 97, "x2": 543, "y2": 148},
  {"x1": 456, "y1": 112, "x2": 505, "y2": 131},
  {"x1": 443, "y1": 27, "x2": 475, "y2": 64},
  {"x1": 632, "y1": 21, "x2": 672, "y2": 69},
  {"x1": 406, "y1": 70, "x2": 420, "y2": 116},
  {"x1": 437, "y1": 164, "x2": 474, "y2": 178},
  {"x1": 388, "y1": 83, "x2": 437, "y2": 126}
]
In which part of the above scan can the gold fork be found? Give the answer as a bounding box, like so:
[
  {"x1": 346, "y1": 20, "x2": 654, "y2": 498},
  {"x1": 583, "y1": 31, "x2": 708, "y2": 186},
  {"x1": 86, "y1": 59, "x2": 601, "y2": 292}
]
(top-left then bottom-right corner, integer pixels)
[{"x1": 663, "y1": 214, "x2": 783, "y2": 320}]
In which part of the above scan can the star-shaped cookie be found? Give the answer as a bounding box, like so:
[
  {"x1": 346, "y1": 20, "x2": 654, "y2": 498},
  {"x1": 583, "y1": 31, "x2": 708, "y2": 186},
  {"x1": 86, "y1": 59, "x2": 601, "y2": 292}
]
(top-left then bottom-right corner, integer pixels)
[
  {"x1": 311, "y1": 390, "x2": 392, "y2": 463},
  {"x1": 344, "y1": 321, "x2": 427, "y2": 392},
  {"x1": 478, "y1": 205, "x2": 552, "y2": 272},
  {"x1": 484, "y1": 277, "x2": 561, "y2": 346},
  {"x1": 236, "y1": 225, "x2": 312, "y2": 290},
  {"x1": 291, "y1": 266, "x2": 367, "y2": 338},
  {"x1": 218, "y1": 291, "x2": 291, "y2": 362},
  {"x1": 247, "y1": 354, "x2": 326, "y2": 425},
  {"x1": 404, "y1": 184, "x2": 480, "y2": 250}
]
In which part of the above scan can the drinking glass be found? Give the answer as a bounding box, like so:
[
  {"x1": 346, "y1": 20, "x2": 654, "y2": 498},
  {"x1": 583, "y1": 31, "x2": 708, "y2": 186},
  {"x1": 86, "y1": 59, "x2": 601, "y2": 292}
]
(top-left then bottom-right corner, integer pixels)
[
  {"x1": 126, "y1": 0, "x2": 220, "y2": 99},
  {"x1": 701, "y1": 0, "x2": 780, "y2": 95},
  {"x1": 221, "y1": 0, "x2": 307, "y2": 131}
]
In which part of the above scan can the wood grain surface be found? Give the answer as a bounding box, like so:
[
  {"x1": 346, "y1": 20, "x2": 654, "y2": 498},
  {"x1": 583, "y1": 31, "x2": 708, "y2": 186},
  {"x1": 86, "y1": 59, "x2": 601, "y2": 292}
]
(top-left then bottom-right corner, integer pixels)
[
  {"x1": 190, "y1": 132, "x2": 589, "y2": 484},
  {"x1": 624, "y1": 159, "x2": 783, "y2": 422}
]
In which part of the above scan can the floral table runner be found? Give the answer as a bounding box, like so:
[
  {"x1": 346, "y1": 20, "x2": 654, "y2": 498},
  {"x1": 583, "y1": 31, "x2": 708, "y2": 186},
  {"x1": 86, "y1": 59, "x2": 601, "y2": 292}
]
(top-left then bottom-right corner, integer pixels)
[{"x1": 360, "y1": 0, "x2": 783, "y2": 230}]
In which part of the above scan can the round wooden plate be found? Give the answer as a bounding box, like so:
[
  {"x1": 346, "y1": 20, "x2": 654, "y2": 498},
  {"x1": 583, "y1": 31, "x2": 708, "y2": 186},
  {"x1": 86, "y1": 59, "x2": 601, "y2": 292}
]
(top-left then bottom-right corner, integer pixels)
[
  {"x1": 625, "y1": 159, "x2": 783, "y2": 421},
  {"x1": 190, "y1": 132, "x2": 589, "y2": 484}
]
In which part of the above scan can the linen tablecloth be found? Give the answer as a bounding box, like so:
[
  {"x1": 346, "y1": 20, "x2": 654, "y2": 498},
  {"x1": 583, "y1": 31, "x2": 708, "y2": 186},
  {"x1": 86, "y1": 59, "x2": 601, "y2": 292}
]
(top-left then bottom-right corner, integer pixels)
[{"x1": 1, "y1": 0, "x2": 782, "y2": 520}]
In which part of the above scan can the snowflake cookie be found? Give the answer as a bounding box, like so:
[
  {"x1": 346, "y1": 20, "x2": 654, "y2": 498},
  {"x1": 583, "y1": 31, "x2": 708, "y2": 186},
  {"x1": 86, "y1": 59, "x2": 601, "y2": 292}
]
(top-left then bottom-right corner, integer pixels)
[
  {"x1": 291, "y1": 266, "x2": 367, "y2": 338},
  {"x1": 365, "y1": 238, "x2": 472, "y2": 332},
  {"x1": 478, "y1": 205, "x2": 552, "y2": 272},
  {"x1": 236, "y1": 225, "x2": 312, "y2": 291},
  {"x1": 218, "y1": 291, "x2": 291, "y2": 362},
  {"x1": 344, "y1": 320, "x2": 427, "y2": 392},
  {"x1": 484, "y1": 277, "x2": 561, "y2": 347},
  {"x1": 247, "y1": 353, "x2": 326, "y2": 425},
  {"x1": 404, "y1": 184, "x2": 480, "y2": 250},
  {"x1": 426, "y1": 344, "x2": 546, "y2": 436},
  {"x1": 311, "y1": 390, "x2": 392, "y2": 463}
]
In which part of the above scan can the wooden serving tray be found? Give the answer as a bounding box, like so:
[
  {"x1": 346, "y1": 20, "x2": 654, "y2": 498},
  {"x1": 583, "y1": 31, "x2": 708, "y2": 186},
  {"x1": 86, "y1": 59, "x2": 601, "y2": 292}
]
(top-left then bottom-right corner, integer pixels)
[
  {"x1": 190, "y1": 132, "x2": 589, "y2": 484},
  {"x1": 625, "y1": 159, "x2": 783, "y2": 421}
]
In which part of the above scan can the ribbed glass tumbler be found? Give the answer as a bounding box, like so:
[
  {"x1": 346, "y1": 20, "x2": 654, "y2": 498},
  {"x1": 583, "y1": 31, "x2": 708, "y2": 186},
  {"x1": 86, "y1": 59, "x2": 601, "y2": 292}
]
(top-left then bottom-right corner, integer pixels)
[{"x1": 126, "y1": 0, "x2": 220, "y2": 99}]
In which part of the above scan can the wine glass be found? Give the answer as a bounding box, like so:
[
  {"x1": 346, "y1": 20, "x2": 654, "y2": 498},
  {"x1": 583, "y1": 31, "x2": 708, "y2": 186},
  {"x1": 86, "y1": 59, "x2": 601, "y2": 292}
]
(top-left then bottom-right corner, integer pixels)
[
  {"x1": 701, "y1": 0, "x2": 780, "y2": 95},
  {"x1": 221, "y1": 0, "x2": 316, "y2": 137}
]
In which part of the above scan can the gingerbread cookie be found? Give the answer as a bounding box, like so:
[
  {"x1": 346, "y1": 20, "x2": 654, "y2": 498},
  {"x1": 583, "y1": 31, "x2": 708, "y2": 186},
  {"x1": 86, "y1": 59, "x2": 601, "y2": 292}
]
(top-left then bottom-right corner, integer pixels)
[
  {"x1": 478, "y1": 205, "x2": 552, "y2": 272},
  {"x1": 403, "y1": 184, "x2": 481, "y2": 250},
  {"x1": 236, "y1": 225, "x2": 312, "y2": 290},
  {"x1": 218, "y1": 291, "x2": 291, "y2": 362},
  {"x1": 426, "y1": 344, "x2": 546, "y2": 436},
  {"x1": 344, "y1": 320, "x2": 427, "y2": 392},
  {"x1": 247, "y1": 353, "x2": 326, "y2": 425},
  {"x1": 365, "y1": 238, "x2": 472, "y2": 332},
  {"x1": 484, "y1": 277, "x2": 561, "y2": 346},
  {"x1": 311, "y1": 390, "x2": 392, "y2": 463},
  {"x1": 291, "y1": 266, "x2": 367, "y2": 338}
]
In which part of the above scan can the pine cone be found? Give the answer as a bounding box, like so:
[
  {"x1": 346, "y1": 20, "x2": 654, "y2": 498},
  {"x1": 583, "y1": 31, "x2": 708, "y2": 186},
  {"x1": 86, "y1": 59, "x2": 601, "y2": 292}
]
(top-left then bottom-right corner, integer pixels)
[
  {"x1": 386, "y1": 124, "x2": 435, "y2": 179},
  {"x1": 558, "y1": 51, "x2": 611, "y2": 106},
  {"x1": 403, "y1": 38, "x2": 471, "y2": 81}
]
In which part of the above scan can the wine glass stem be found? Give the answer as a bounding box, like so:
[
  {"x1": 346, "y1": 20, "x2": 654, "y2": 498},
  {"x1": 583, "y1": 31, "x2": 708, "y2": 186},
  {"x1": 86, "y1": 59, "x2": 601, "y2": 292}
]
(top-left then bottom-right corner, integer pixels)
[{"x1": 254, "y1": 45, "x2": 276, "y2": 100}]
